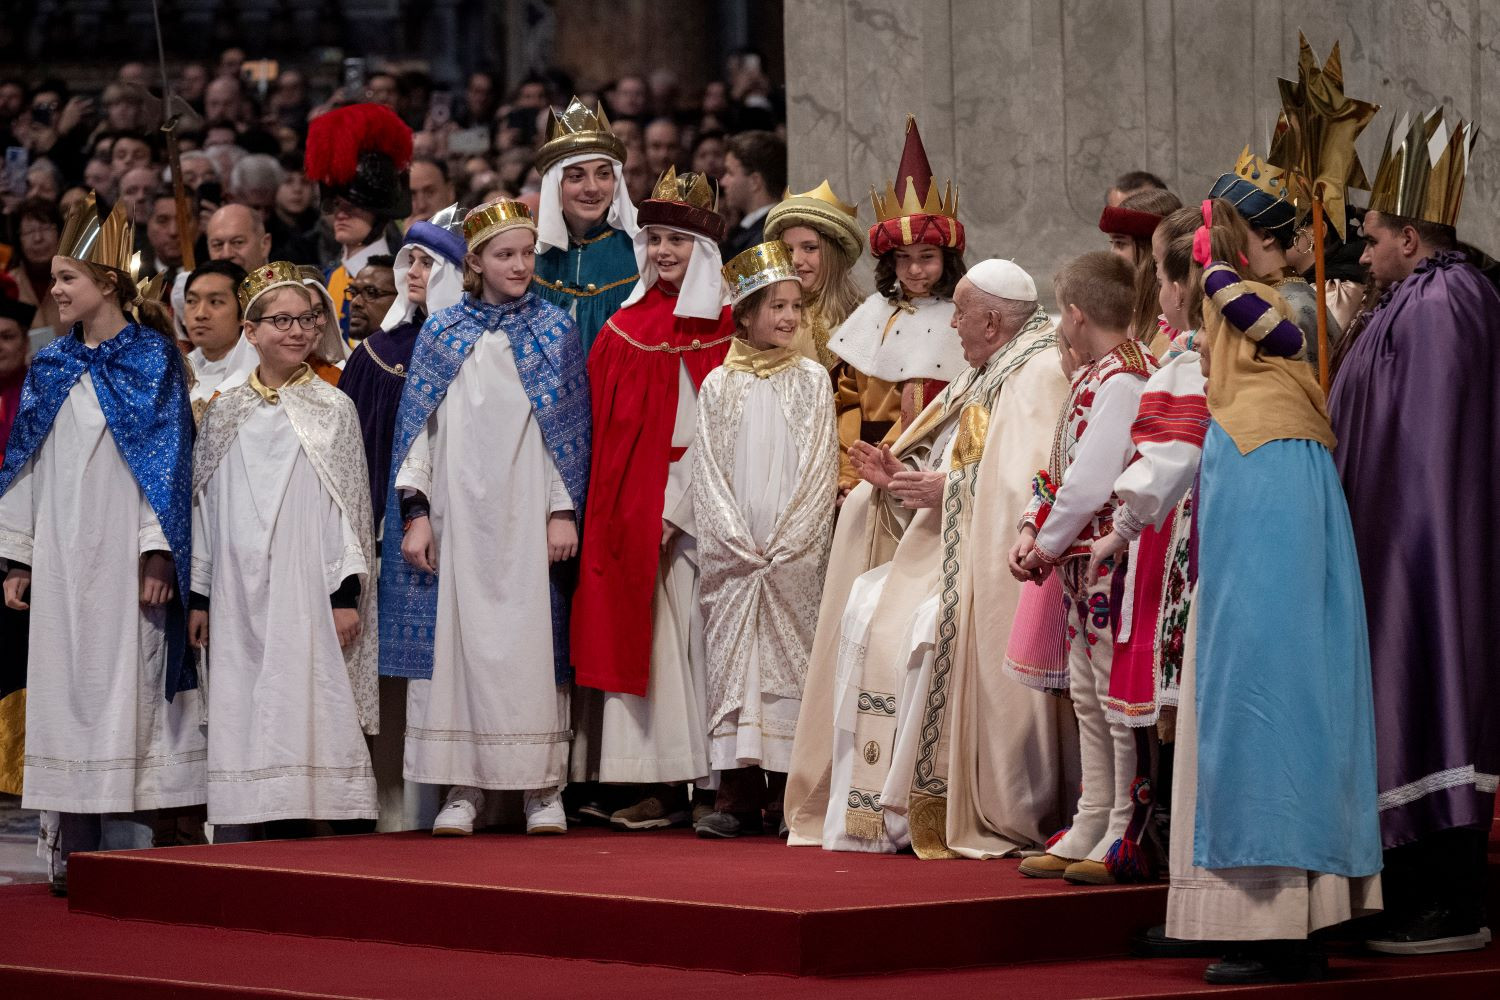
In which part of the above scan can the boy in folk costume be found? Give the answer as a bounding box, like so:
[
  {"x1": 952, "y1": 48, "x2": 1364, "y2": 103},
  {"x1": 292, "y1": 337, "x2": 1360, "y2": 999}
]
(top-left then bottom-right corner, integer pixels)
[
  {"x1": 1168, "y1": 202, "x2": 1380, "y2": 985},
  {"x1": 569, "y1": 170, "x2": 733, "y2": 830},
  {"x1": 763, "y1": 182, "x2": 866, "y2": 373},
  {"x1": 829, "y1": 115, "x2": 967, "y2": 497},
  {"x1": 1009, "y1": 252, "x2": 1158, "y2": 886},
  {"x1": 693, "y1": 242, "x2": 838, "y2": 838},
  {"x1": 531, "y1": 97, "x2": 641, "y2": 355},
  {"x1": 0, "y1": 195, "x2": 204, "y2": 891},
  {"x1": 381, "y1": 200, "x2": 590, "y2": 837},
  {"x1": 188, "y1": 263, "x2": 379, "y2": 840}
]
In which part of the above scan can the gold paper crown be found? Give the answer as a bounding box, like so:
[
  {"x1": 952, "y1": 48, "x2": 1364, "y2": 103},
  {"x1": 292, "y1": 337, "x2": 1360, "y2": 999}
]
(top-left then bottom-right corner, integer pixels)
[
  {"x1": 871, "y1": 116, "x2": 959, "y2": 225},
  {"x1": 1367, "y1": 108, "x2": 1477, "y2": 229},
  {"x1": 58, "y1": 192, "x2": 135, "y2": 273},
  {"x1": 650, "y1": 166, "x2": 717, "y2": 212},
  {"x1": 463, "y1": 199, "x2": 536, "y2": 250},
  {"x1": 535, "y1": 96, "x2": 629, "y2": 175},
  {"x1": 765, "y1": 180, "x2": 864, "y2": 263},
  {"x1": 722, "y1": 240, "x2": 799, "y2": 305},
  {"x1": 238, "y1": 260, "x2": 307, "y2": 311},
  {"x1": 1230, "y1": 146, "x2": 1290, "y2": 201}
]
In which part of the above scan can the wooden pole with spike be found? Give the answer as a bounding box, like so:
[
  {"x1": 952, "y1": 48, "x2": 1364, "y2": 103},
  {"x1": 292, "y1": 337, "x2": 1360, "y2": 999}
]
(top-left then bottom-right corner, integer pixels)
[
  {"x1": 1312, "y1": 182, "x2": 1330, "y2": 395},
  {"x1": 150, "y1": 0, "x2": 195, "y2": 271}
]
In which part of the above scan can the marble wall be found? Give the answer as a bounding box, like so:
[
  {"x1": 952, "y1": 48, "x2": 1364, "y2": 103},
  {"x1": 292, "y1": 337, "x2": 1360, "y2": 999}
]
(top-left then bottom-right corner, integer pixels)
[{"x1": 784, "y1": 0, "x2": 1500, "y2": 300}]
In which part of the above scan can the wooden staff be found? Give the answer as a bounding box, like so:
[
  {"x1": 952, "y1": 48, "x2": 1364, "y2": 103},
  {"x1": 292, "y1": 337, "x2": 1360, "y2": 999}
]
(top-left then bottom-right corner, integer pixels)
[
  {"x1": 1312, "y1": 182, "x2": 1329, "y2": 394},
  {"x1": 150, "y1": 0, "x2": 195, "y2": 270}
]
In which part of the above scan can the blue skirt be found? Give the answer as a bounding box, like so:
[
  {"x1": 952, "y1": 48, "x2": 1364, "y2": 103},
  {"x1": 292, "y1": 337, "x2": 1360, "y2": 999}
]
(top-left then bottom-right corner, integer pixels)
[{"x1": 1193, "y1": 422, "x2": 1382, "y2": 877}]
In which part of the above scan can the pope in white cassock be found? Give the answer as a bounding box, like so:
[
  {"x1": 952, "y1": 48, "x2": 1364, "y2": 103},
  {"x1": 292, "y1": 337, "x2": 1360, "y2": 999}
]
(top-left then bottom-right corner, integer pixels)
[{"x1": 783, "y1": 259, "x2": 1080, "y2": 859}]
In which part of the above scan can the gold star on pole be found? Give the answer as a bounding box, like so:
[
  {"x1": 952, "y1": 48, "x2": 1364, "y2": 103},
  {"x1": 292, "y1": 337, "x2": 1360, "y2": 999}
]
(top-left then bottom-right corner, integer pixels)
[{"x1": 1267, "y1": 33, "x2": 1380, "y2": 240}]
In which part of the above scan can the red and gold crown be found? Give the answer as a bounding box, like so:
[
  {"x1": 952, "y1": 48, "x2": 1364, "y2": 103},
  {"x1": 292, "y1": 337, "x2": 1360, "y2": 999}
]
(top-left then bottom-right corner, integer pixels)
[
  {"x1": 636, "y1": 167, "x2": 727, "y2": 243},
  {"x1": 868, "y1": 115, "x2": 964, "y2": 258}
]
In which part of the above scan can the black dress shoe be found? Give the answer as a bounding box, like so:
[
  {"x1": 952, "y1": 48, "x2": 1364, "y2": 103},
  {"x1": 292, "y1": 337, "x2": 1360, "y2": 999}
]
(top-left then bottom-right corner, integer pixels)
[
  {"x1": 49, "y1": 873, "x2": 67, "y2": 898},
  {"x1": 1128, "y1": 923, "x2": 1226, "y2": 958},
  {"x1": 1204, "y1": 943, "x2": 1327, "y2": 985},
  {"x1": 1366, "y1": 905, "x2": 1493, "y2": 955}
]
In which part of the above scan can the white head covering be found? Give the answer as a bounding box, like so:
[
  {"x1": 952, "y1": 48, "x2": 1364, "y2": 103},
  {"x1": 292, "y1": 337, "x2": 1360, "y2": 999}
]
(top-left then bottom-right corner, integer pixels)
[
  {"x1": 381, "y1": 244, "x2": 465, "y2": 331},
  {"x1": 966, "y1": 258, "x2": 1038, "y2": 302},
  {"x1": 536, "y1": 152, "x2": 640, "y2": 254},
  {"x1": 618, "y1": 224, "x2": 727, "y2": 320},
  {"x1": 299, "y1": 277, "x2": 349, "y2": 362},
  {"x1": 168, "y1": 269, "x2": 192, "y2": 339}
]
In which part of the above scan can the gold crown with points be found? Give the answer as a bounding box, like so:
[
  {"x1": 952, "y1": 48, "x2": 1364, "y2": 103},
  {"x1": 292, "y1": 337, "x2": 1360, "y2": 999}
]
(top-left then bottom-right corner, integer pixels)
[
  {"x1": 650, "y1": 166, "x2": 716, "y2": 211},
  {"x1": 765, "y1": 180, "x2": 864, "y2": 263},
  {"x1": 463, "y1": 199, "x2": 537, "y2": 250},
  {"x1": 535, "y1": 96, "x2": 629, "y2": 175},
  {"x1": 1230, "y1": 146, "x2": 1290, "y2": 200},
  {"x1": 58, "y1": 192, "x2": 135, "y2": 273},
  {"x1": 238, "y1": 260, "x2": 308, "y2": 311},
  {"x1": 870, "y1": 116, "x2": 959, "y2": 225},
  {"x1": 1367, "y1": 107, "x2": 1478, "y2": 229},
  {"x1": 722, "y1": 240, "x2": 799, "y2": 305}
]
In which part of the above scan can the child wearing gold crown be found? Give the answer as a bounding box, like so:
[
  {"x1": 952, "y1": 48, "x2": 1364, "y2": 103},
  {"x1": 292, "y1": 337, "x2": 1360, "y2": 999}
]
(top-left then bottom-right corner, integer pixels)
[
  {"x1": 690, "y1": 242, "x2": 838, "y2": 838},
  {"x1": 0, "y1": 194, "x2": 204, "y2": 894},
  {"x1": 187, "y1": 263, "x2": 379, "y2": 842},
  {"x1": 828, "y1": 116, "x2": 967, "y2": 500},
  {"x1": 763, "y1": 181, "x2": 867, "y2": 372},
  {"x1": 380, "y1": 199, "x2": 590, "y2": 837},
  {"x1": 568, "y1": 169, "x2": 732, "y2": 832},
  {"x1": 530, "y1": 97, "x2": 642, "y2": 355}
]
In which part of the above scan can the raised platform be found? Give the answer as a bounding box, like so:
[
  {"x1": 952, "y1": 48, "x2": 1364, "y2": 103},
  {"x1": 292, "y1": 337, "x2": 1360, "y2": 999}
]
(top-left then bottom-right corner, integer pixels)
[
  {"x1": 66, "y1": 828, "x2": 1166, "y2": 976},
  {"x1": 0, "y1": 825, "x2": 1494, "y2": 998}
]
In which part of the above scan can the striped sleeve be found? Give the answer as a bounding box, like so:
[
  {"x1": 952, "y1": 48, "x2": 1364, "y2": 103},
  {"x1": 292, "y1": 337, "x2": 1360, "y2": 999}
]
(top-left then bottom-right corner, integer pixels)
[{"x1": 1203, "y1": 262, "x2": 1305, "y2": 358}]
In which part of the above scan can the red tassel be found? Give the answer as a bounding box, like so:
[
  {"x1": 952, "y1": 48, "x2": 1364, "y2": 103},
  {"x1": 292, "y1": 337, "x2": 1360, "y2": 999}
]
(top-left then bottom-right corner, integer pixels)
[
  {"x1": 1045, "y1": 826, "x2": 1071, "y2": 850},
  {"x1": 1102, "y1": 837, "x2": 1154, "y2": 883},
  {"x1": 305, "y1": 103, "x2": 413, "y2": 187}
]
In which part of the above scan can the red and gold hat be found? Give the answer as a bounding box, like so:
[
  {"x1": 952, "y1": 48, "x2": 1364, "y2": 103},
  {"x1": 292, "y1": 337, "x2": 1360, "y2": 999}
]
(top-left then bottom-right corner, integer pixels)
[
  {"x1": 636, "y1": 167, "x2": 727, "y2": 243},
  {"x1": 868, "y1": 115, "x2": 964, "y2": 259}
]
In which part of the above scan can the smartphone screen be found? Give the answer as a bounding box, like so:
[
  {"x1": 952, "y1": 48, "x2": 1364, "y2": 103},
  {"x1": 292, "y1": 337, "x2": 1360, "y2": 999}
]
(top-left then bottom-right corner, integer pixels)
[
  {"x1": 4, "y1": 147, "x2": 28, "y2": 197},
  {"x1": 429, "y1": 90, "x2": 452, "y2": 126},
  {"x1": 343, "y1": 57, "x2": 366, "y2": 96}
]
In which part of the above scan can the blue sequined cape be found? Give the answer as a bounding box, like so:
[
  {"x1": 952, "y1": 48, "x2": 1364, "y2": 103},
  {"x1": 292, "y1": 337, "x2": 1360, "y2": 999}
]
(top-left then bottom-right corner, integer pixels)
[
  {"x1": 0, "y1": 322, "x2": 197, "y2": 699},
  {"x1": 378, "y1": 293, "x2": 590, "y2": 683}
]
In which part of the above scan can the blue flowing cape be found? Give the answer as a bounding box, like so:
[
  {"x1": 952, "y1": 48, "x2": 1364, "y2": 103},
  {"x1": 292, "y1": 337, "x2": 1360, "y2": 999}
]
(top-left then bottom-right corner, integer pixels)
[
  {"x1": 378, "y1": 293, "x2": 590, "y2": 683},
  {"x1": 0, "y1": 322, "x2": 197, "y2": 699}
]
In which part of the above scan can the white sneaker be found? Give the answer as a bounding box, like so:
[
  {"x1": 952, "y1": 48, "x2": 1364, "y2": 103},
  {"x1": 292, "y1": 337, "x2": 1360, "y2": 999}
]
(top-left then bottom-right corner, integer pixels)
[
  {"x1": 524, "y1": 787, "x2": 567, "y2": 835},
  {"x1": 433, "y1": 786, "x2": 483, "y2": 836}
]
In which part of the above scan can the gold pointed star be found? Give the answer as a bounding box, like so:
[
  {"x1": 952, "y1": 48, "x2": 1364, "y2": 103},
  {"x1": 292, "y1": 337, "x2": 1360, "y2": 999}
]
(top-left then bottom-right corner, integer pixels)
[{"x1": 1267, "y1": 33, "x2": 1380, "y2": 240}]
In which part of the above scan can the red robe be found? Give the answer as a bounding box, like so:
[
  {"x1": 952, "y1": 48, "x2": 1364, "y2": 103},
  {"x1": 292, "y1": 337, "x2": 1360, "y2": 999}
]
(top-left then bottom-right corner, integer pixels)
[{"x1": 571, "y1": 283, "x2": 733, "y2": 696}]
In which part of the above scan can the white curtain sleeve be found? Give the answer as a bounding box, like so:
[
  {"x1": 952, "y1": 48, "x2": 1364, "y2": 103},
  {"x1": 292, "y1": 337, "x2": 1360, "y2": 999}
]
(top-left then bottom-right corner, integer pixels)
[
  {"x1": 1034, "y1": 375, "x2": 1144, "y2": 558},
  {"x1": 662, "y1": 441, "x2": 698, "y2": 536},
  {"x1": 190, "y1": 494, "x2": 213, "y2": 597},
  {"x1": 394, "y1": 417, "x2": 434, "y2": 499},
  {"x1": 0, "y1": 457, "x2": 35, "y2": 566},
  {"x1": 138, "y1": 491, "x2": 170, "y2": 555},
  {"x1": 545, "y1": 446, "x2": 573, "y2": 514}
]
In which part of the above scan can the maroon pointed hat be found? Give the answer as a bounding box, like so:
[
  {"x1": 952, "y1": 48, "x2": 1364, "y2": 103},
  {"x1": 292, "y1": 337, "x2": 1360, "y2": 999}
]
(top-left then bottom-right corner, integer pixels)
[{"x1": 868, "y1": 115, "x2": 964, "y2": 258}]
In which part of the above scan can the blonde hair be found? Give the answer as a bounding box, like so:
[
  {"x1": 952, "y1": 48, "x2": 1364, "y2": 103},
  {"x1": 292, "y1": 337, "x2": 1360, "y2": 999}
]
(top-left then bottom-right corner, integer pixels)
[
  {"x1": 1182, "y1": 198, "x2": 1253, "y2": 324},
  {"x1": 1120, "y1": 187, "x2": 1182, "y2": 342},
  {"x1": 1053, "y1": 251, "x2": 1135, "y2": 330},
  {"x1": 74, "y1": 259, "x2": 176, "y2": 345},
  {"x1": 802, "y1": 229, "x2": 863, "y2": 329}
]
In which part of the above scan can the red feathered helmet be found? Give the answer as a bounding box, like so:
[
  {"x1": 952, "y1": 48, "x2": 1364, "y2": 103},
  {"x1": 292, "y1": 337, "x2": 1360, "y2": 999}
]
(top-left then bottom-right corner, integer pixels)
[{"x1": 304, "y1": 103, "x2": 413, "y2": 218}]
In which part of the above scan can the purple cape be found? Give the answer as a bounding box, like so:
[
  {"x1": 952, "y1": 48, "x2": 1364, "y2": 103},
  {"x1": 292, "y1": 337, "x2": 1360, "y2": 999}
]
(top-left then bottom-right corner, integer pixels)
[
  {"x1": 1328, "y1": 251, "x2": 1500, "y2": 849},
  {"x1": 339, "y1": 318, "x2": 423, "y2": 524}
]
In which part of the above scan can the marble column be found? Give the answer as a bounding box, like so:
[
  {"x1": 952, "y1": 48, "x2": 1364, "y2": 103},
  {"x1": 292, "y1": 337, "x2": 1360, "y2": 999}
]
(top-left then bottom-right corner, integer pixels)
[{"x1": 785, "y1": 0, "x2": 1500, "y2": 302}]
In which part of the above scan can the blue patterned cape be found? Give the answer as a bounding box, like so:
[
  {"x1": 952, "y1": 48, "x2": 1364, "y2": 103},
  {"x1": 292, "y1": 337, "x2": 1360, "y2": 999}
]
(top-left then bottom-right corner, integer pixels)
[
  {"x1": 0, "y1": 323, "x2": 197, "y2": 699},
  {"x1": 378, "y1": 293, "x2": 590, "y2": 682}
]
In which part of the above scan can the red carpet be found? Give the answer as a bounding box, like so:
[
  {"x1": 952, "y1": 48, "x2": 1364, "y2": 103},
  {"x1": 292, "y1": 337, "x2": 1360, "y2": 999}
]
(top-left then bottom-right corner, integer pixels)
[
  {"x1": 6, "y1": 882, "x2": 1500, "y2": 999},
  {"x1": 67, "y1": 828, "x2": 1168, "y2": 975}
]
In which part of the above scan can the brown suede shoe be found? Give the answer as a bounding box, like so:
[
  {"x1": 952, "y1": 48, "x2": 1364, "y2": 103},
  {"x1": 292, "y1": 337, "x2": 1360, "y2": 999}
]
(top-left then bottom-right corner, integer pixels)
[
  {"x1": 1063, "y1": 859, "x2": 1117, "y2": 885},
  {"x1": 1019, "y1": 853, "x2": 1079, "y2": 879}
]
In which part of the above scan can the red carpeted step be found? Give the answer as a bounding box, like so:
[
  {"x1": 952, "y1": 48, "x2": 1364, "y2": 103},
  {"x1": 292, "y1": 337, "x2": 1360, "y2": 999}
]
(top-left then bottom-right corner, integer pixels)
[
  {"x1": 4, "y1": 883, "x2": 1500, "y2": 1000},
  {"x1": 65, "y1": 829, "x2": 1168, "y2": 975}
]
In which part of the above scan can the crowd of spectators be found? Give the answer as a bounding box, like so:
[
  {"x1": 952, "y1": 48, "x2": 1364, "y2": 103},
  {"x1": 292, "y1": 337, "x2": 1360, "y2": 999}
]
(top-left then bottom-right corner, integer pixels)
[{"x1": 0, "y1": 46, "x2": 787, "y2": 345}]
